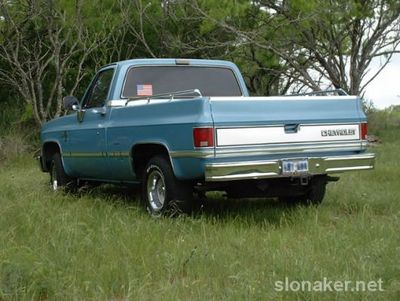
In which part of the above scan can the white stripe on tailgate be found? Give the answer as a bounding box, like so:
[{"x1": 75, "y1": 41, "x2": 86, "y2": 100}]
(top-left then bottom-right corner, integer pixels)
[{"x1": 216, "y1": 124, "x2": 360, "y2": 146}]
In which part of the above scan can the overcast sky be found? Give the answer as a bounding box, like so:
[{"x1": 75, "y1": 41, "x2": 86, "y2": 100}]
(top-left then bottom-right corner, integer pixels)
[{"x1": 364, "y1": 54, "x2": 400, "y2": 109}]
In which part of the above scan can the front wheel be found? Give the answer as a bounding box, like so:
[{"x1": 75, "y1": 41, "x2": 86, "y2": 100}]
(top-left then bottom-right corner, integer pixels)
[
  {"x1": 142, "y1": 156, "x2": 193, "y2": 216},
  {"x1": 49, "y1": 153, "x2": 76, "y2": 192}
]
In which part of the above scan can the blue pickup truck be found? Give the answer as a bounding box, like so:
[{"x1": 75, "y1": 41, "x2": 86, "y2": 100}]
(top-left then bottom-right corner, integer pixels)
[{"x1": 38, "y1": 58, "x2": 375, "y2": 215}]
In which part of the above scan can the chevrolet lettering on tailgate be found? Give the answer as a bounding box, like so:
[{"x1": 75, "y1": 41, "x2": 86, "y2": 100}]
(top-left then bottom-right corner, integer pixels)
[{"x1": 321, "y1": 128, "x2": 356, "y2": 137}]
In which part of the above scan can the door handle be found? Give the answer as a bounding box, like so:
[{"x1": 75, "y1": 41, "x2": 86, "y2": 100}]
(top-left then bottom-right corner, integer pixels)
[{"x1": 284, "y1": 124, "x2": 300, "y2": 133}]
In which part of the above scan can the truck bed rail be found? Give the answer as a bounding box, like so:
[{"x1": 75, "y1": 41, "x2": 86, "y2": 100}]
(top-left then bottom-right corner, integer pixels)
[{"x1": 290, "y1": 88, "x2": 348, "y2": 96}]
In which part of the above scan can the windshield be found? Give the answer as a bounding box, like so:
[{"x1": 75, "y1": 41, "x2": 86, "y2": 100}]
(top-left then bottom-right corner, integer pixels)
[{"x1": 122, "y1": 66, "x2": 242, "y2": 98}]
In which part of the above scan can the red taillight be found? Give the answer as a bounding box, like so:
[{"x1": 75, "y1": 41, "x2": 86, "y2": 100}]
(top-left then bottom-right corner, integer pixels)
[
  {"x1": 360, "y1": 123, "x2": 368, "y2": 140},
  {"x1": 193, "y1": 127, "x2": 214, "y2": 147}
]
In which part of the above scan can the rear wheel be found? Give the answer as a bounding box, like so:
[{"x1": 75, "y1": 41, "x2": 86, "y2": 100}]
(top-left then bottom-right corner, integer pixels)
[
  {"x1": 279, "y1": 176, "x2": 327, "y2": 206},
  {"x1": 49, "y1": 153, "x2": 76, "y2": 192},
  {"x1": 306, "y1": 176, "x2": 327, "y2": 205},
  {"x1": 142, "y1": 156, "x2": 193, "y2": 216}
]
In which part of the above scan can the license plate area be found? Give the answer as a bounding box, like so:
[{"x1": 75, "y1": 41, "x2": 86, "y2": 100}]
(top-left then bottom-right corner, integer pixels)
[{"x1": 281, "y1": 159, "x2": 309, "y2": 175}]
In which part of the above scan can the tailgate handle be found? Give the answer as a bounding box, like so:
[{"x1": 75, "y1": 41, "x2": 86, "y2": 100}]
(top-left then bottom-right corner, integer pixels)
[{"x1": 284, "y1": 124, "x2": 300, "y2": 134}]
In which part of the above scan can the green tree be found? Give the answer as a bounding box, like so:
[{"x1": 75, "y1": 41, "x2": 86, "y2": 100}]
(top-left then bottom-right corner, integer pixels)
[
  {"x1": 247, "y1": 0, "x2": 400, "y2": 95},
  {"x1": 192, "y1": 0, "x2": 400, "y2": 95}
]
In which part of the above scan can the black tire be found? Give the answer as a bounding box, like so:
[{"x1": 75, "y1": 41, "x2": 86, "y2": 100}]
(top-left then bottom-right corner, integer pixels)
[
  {"x1": 49, "y1": 153, "x2": 76, "y2": 192},
  {"x1": 305, "y1": 176, "x2": 327, "y2": 205},
  {"x1": 142, "y1": 155, "x2": 193, "y2": 216},
  {"x1": 279, "y1": 176, "x2": 327, "y2": 206}
]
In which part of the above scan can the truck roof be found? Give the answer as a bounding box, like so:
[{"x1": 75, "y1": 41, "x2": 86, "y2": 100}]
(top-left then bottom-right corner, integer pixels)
[{"x1": 102, "y1": 58, "x2": 240, "y2": 69}]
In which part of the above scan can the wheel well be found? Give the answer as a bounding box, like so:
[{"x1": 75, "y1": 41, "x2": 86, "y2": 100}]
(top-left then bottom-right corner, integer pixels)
[
  {"x1": 42, "y1": 142, "x2": 61, "y2": 171},
  {"x1": 131, "y1": 144, "x2": 171, "y2": 179}
]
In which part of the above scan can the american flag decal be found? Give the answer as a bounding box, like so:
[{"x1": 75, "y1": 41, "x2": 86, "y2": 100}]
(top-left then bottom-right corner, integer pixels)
[{"x1": 137, "y1": 84, "x2": 153, "y2": 96}]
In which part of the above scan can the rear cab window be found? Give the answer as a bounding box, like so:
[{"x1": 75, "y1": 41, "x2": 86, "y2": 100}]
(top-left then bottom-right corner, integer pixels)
[{"x1": 122, "y1": 66, "x2": 243, "y2": 98}]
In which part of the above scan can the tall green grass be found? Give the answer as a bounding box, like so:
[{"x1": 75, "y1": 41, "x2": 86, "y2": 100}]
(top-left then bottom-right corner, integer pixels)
[
  {"x1": 0, "y1": 101, "x2": 38, "y2": 165},
  {"x1": 367, "y1": 105, "x2": 400, "y2": 136},
  {"x1": 0, "y1": 131, "x2": 399, "y2": 300}
]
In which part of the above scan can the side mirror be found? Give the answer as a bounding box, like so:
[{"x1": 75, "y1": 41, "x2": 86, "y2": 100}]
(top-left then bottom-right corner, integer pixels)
[{"x1": 63, "y1": 96, "x2": 79, "y2": 111}]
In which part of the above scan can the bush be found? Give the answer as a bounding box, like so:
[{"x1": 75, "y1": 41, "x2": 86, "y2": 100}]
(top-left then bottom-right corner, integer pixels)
[
  {"x1": 367, "y1": 105, "x2": 400, "y2": 135},
  {"x1": 0, "y1": 101, "x2": 38, "y2": 165},
  {"x1": 0, "y1": 132, "x2": 33, "y2": 164}
]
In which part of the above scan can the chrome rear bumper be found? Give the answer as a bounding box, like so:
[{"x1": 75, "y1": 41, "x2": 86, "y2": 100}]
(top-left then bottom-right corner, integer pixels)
[{"x1": 205, "y1": 153, "x2": 375, "y2": 182}]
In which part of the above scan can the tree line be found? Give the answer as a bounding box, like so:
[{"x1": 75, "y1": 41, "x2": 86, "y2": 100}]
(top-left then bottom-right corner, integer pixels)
[{"x1": 1, "y1": 0, "x2": 399, "y2": 126}]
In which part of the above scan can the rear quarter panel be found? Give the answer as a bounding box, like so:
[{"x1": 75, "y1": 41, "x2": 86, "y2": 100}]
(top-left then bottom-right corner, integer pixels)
[{"x1": 106, "y1": 98, "x2": 214, "y2": 180}]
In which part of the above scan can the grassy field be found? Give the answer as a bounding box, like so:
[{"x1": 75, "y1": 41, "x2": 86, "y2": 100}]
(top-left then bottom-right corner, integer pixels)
[{"x1": 0, "y1": 129, "x2": 399, "y2": 301}]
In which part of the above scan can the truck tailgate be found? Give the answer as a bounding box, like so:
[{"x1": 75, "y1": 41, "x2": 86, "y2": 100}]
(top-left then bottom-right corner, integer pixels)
[{"x1": 209, "y1": 96, "x2": 364, "y2": 149}]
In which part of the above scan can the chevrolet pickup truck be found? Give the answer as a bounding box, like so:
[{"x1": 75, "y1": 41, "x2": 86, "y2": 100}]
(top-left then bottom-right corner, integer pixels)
[{"x1": 38, "y1": 58, "x2": 375, "y2": 215}]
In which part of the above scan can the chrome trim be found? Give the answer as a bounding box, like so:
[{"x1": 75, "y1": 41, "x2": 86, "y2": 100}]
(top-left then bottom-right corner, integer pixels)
[
  {"x1": 125, "y1": 89, "x2": 202, "y2": 105},
  {"x1": 206, "y1": 160, "x2": 281, "y2": 181},
  {"x1": 62, "y1": 151, "x2": 130, "y2": 158},
  {"x1": 209, "y1": 96, "x2": 358, "y2": 101},
  {"x1": 170, "y1": 150, "x2": 214, "y2": 158},
  {"x1": 323, "y1": 154, "x2": 375, "y2": 161},
  {"x1": 77, "y1": 109, "x2": 86, "y2": 122},
  {"x1": 292, "y1": 88, "x2": 348, "y2": 96},
  {"x1": 215, "y1": 141, "x2": 363, "y2": 158},
  {"x1": 107, "y1": 98, "x2": 200, "y2": 107},
  {"x1": 92, "y1": 107, "x2": 107, "y2": 115},
  {"x1": 63, "y1": 152, "x2": 104, "y2": 158},
  {"x1": 108, "y1": 152, "x2": 130, "y2": 158},
  {"x1": 107, "y1": 99, "x2": 125, "y2": 107},
  {"x1": 216, "y1": 122, "x2": 365, "y2": 129},
  {"x1": 205, "y1": 153, "x2": 375, "y2": 181},
  {"x1": 168, "y1": 141, "x2": 366, "y2": 159},
  {"x1": 175, "y1": 59, "x2": 190, "y2": 65},
  {"x1": 308, "y1": 154, "x2": 375, "y2": 174},
  {"x1": 325, "y1": 166, "x2": 373, "y2": 172}
]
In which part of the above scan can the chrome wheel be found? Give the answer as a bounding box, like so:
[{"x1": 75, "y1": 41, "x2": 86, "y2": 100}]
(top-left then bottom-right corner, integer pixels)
[
  {"x1": 146, "y1": 169, "x2": 166, "y2": 212},
  {"x1": 50, "y1": 162, "x2": 58, "y2": 191},
  {"x1": 48, "y1": 153, "x2": 76, "y2": 192},
  {"x1": 142, "y1": 156, "x2": 193, "y2": 216}
]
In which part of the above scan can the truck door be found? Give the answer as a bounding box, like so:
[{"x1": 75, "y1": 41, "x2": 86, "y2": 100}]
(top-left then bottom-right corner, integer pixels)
[{"x1": 63, "y1": 67, "x2": 115, "y2": 180}]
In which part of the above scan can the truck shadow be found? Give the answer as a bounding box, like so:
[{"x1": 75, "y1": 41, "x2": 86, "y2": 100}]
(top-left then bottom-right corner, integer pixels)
[
  {"x1": 76, "y1": 184, "x2": 307, "y2": 227},
  {"x1": 191, "y1": 195, "x2": 304, "y2": 226}
]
